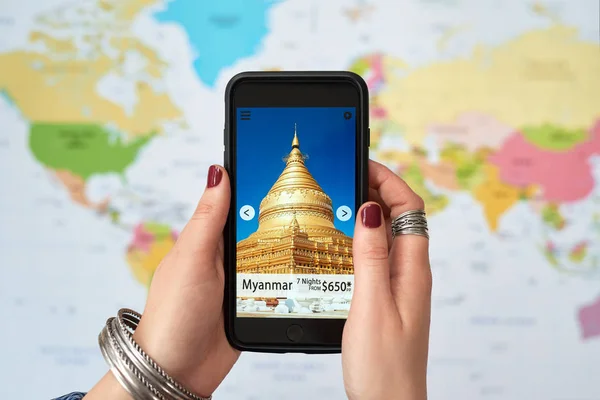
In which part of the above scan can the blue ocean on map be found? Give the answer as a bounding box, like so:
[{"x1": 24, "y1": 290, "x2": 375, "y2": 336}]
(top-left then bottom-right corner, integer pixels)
[{"x1": 154, "y1": 0, "x2": 278, "y2": 87}]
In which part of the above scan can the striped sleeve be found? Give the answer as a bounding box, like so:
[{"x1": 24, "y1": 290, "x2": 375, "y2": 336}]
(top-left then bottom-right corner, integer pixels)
[{"x1": 52, "y1": 393, "x2": 87, "y2": 400}]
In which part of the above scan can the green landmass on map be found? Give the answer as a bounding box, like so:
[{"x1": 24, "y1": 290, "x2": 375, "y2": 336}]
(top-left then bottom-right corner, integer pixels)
[
  {"x1": 109, "y1": 209, "x2": 120, "y2": 224},
  {"x1": 456, "y1": 160, "x2": 485, "y2": 190},
  {"x1": 569, "y1": 243, "x2": 588, "y2": 263},
  {"x1": 143, "y1": 221, "x2": 173, "y2": 239},
  {"x1": 29, "y1": 123, "x2": 155, "y2": 180},
  {"x1": 440, "y1": 144, "x2": 485, "y2": 190},
  {"x1": 521, "y1": 124, "x2": 588, "y2": 151},
  {"x1": 541, "y1": 204, "x2": 566, "y2": 230},
  {"x1": 349, "y1": 57, "x2": 370, "y2": 76}
]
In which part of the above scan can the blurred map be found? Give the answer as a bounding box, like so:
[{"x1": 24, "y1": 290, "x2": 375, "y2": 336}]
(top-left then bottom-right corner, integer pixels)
[{"x1": 0, "y1": 0, "x2": 599, "y2": 398}]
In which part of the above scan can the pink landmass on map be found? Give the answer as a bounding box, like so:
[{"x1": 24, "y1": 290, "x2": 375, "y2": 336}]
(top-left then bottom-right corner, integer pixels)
[
  {"x1": 489, "y1": 120, "x2": 600, "y2": 202},
  {"x1": 429, "y1": 112, "x2": 515, "y2": 152},
  {"x1": 371, "y1": 106, "x2": 387, "y2": 119},
  {"x1": 578, "y1": 296, "x2": 600, "y2": 340},
  {"x1": 128, "y1": 223, "x2": 155, "y2": 253},
  {"x1": 365, "y1": 53, "x2": 385, "y2": 92}
]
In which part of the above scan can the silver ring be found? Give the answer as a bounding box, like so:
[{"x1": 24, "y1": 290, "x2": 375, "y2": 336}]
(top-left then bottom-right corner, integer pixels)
[{"x1": 391, "y1": 209, "x2": 429, "y2": 239}]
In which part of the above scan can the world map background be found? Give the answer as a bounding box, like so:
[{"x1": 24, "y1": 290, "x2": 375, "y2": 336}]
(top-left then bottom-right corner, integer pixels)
[{"x1": 0, "y1": 0, "x2": 599, "y2": 398}]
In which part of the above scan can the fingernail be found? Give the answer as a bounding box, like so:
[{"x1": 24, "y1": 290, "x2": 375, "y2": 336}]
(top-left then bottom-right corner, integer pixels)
[
  {"x1": 207, "y1": 165, "x2": 222, "y2": 188},
  {"x1": 361, "y1": 203, "x2": 381, "y2": 228}
]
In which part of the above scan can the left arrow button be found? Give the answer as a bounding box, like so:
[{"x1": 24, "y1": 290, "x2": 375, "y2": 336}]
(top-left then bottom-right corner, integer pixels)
[{"x1": 239, "y1": 205, "x2": 255, "y2": 221}]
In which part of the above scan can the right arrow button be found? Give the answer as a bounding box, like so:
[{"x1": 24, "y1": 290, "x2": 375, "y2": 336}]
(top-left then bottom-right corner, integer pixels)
[{"x1": 336, "y1": 205, "x2": 352, "y2": 222}]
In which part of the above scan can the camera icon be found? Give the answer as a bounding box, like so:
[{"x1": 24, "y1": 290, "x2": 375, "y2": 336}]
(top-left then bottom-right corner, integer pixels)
[{"x1": 343, "y1": 111, "x2": 352, "y2": 120}]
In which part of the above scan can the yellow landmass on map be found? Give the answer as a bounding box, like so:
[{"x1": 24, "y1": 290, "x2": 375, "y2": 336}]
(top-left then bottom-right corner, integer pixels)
[
  {"x1": 104, "y1": 0, "x2": 156, "y2": 20},
  {"x1": 379, "y1": 24, "x2": 600, "y2": 145},
  {"x1": 30, "y1": 31, "x2": 77, "y2": 53},
  {"x1": 0, "y1": 0, "x2": 181, "y2": 136},
  {"x1": 0, "y1": 52, "x2": 180, "y2": 135},
  {"x1": 111, "y1": 37, "x2": 165, "y2": 78},
  {"x1": 473, "y1": 165, "x2": 537, "y2": 231},
  {"x1": 377, "y1": 149, "x2": 415, "y2": 165},
  {"x1": 531, "y1": 2, "x2": 561, "y2": 25},
  {"x1": 126, "y1": 236, "x2": 175, "y2": 287}
]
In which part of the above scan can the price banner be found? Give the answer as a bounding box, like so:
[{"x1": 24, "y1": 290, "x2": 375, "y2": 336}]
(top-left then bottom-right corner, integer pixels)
[{"x1": 237, "y1": 273, "x2": 354, "y2": 298}]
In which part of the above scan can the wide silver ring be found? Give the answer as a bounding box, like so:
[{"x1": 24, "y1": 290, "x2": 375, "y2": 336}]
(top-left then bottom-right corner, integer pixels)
[{"x1": 391, "y1": 209, "x2": 429, "y2": 239}]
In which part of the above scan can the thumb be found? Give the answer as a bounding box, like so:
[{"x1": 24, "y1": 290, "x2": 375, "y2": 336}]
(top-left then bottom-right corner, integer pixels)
[
  {"x1": 177, "y1": 165, "x2": 231, "y2": 255},
  {"x1": 352, "y1": 202, "x2": 392, "y2": 309}
]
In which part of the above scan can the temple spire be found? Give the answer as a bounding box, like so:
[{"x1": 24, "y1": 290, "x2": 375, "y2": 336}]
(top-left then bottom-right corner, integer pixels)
[
  {"x1": 292, "y1": 123, "x2": 300, "y2": 148},
  {"x1": 290, "y1": 210, "x2": 300, "y2": 231}
]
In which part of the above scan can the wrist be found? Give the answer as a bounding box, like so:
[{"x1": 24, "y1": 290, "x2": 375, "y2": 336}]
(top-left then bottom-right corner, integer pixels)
[
  {"x1": 98, "y1": 308, "x2": 215, "y2": 400},
  {"x1": 85, "y1": 372, "x2": 133, "y2": 400},
  {"x1": 346, "y1": 381, "x2": 427, "y2": 400},
  {"x1": 132, "y1": 318, "x2": 213, "y2": 399}
]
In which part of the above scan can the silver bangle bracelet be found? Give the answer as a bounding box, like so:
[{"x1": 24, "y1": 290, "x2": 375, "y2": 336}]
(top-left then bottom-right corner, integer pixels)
[{"x1": 98, "y1": 308, "x2": 211, "y2": 400}]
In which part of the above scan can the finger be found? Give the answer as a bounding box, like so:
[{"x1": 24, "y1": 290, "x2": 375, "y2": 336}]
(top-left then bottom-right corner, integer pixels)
[
  {"x1": 368, "y1": 160, "x2": 431, "y2": 325},
  {"x1": 177, "y1": 165, "x2": 231, "y2": 258},
  {"x1": 351, "y1": 202, "x2": 393, "y2": 312},
  {"x1": 369, "y1": 187, "x2": 392, "y2": 249},
  {"x1": 368, "y1": 187, "x2": 391, "y2": 218},
  {"x1": 389, "y1": 235, "x2": 432, "y2": 330},
  {"x1": 368, "y1": 159, "x2": 425, "y2": 216}
]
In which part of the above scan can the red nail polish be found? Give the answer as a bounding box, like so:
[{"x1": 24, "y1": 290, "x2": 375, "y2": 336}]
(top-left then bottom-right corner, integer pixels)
[
  {"x1": 361, "y1": 204, "x2": 382, "y2": 228},
  {"x1": 207, "y1": 165, "x2": 222, "y2": 188}
]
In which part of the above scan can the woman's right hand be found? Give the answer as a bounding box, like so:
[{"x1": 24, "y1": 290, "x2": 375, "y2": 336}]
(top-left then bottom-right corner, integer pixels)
[{"x1": 342, "y1": 160, "x2": 432, "y2": 400}]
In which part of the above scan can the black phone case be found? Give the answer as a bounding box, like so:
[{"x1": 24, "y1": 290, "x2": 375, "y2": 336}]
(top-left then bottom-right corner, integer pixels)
[{"x1": 223, "y1": 71, "x2": 369, "y2": 353}]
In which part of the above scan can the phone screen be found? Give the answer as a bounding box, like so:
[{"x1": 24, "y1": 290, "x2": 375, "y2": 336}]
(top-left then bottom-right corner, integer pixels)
[{"x1": 235, "y1": 107, "x2": 356, "y2": 319}]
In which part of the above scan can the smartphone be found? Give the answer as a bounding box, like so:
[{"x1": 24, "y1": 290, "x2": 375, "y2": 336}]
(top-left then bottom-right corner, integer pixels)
[{"x1": 223, "y1": 71, "x2": 369, "y2": 353}]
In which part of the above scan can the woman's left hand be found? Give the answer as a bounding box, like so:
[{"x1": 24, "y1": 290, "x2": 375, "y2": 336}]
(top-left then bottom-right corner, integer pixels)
[{"x1": 86, "y1": 164, "x2": 239, "y2": 399}]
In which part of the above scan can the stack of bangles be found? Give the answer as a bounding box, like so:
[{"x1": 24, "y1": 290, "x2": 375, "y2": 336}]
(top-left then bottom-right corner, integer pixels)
[{"x1": 98, "y1": 308, "x2": 210, "y2": 400}]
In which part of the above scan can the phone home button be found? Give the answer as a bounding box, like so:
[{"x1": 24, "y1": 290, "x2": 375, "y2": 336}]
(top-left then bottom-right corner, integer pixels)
[{"x1": 286, "y1": 324, "x2": 304, "y2": 342}]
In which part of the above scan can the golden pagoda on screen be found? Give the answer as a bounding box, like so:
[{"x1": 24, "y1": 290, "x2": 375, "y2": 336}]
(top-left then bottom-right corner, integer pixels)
[{"x1": 236, "y1": 125, "x2": 353, "y2": 275}]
